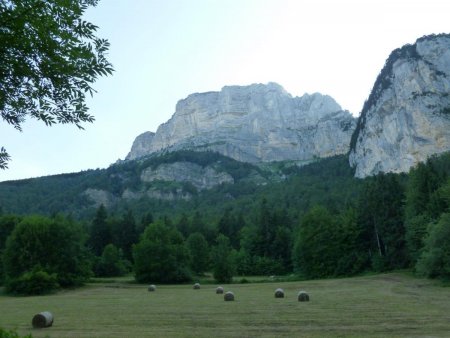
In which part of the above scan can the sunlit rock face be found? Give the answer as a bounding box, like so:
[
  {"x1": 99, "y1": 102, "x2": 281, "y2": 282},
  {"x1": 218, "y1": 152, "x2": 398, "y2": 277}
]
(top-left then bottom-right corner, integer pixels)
[
  {"x1": 126, "y1": 82, "x2": 355, "y2": 163},
  {"x1": 350, "y1": 34, "x2": 450, "y2": 178}
]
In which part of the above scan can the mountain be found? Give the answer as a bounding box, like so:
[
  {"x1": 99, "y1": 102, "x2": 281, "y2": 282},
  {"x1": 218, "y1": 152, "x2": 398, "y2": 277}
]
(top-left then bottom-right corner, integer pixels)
[
  {"x1": 126, "y1": 82, "x2": 356, "y2": 163},
  {"x1": 349, "y1": 34, "x2": 450, "y2": 178},
  {"x1": 0, "y1": 151, "x2": 359, "y2": 221}
]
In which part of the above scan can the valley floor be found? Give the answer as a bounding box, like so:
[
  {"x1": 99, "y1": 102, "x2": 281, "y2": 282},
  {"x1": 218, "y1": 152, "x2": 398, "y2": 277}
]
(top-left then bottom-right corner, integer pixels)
[{"x1": 1, "y1": 273, "x2": 449, "y2": 337}]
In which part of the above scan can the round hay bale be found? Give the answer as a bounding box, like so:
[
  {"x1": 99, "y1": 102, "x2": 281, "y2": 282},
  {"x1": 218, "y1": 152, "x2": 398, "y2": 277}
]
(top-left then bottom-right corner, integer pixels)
[
  {"x1": 32, "y1": 311, "x2": 53, "y2": 328},
  {"x1": 193, "y1": 282, "x2": 200, "y2": 290},
  {"x1": 274, "y1": 288, "x2": 284, "y2": 298},
  {"x1": 216, "y1": 286, "x2": 224, "y2": 294},
  {"x1": 224, "y1": 291, "x2": 235, "y2": 301},
  {"x1": 297, "y1": 291, "x2": 310, "y2": 302},
  {"x1": 148, "y1": 284, "x2": 156, "y2": 292}
]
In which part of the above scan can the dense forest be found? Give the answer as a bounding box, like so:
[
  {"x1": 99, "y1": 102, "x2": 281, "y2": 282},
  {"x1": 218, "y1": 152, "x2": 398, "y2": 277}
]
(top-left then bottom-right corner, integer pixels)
[
  {"x1": 0, "y1": 151, "x2": 359, "y2": 222},
  {"x1": 0, "y1": 151, "x2": 449, "y2": 295}
]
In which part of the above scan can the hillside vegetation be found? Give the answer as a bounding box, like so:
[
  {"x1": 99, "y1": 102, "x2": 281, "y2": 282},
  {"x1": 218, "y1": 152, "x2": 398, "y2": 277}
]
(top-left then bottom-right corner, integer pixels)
[
  {"x1": 0, "y1": 151, "x2": 449, "y2": 295},
  {"x1": 0, "y1": 151, "x2": 359, "y2": 221}
]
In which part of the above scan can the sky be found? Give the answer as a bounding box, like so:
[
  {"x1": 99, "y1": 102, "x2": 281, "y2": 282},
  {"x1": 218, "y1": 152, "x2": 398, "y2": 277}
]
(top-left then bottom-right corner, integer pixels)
[{"x1": 1, "y1": 0, "x2": 450, "y2": 182}]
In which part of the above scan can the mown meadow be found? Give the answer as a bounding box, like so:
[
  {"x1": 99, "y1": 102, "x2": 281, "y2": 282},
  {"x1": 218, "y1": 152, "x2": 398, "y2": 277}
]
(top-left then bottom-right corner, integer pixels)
[{"x1": 1, "y1": 272, "x2": 450, "y2": 338}]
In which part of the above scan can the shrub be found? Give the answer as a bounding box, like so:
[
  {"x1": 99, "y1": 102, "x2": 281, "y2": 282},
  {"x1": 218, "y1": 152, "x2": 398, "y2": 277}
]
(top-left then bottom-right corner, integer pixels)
[
  {"x1": 0, "y1": 327, "x2": 33, "y2": 338},
  {"x1": 6, "y1": 268, "x2": 59, "y2": 295}
]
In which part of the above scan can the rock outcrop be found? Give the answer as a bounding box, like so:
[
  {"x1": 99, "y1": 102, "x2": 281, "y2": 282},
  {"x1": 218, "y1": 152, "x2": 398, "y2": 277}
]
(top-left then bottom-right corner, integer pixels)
[
  {"x1": 350, "y1": 34, "x2": 450, "y2": 178},
  {"x1": 140, "y1": 161, "x2": 234, "y2": 190},
  {"x1": 122, "y1": 187, "x2": 192, "y2": 201},
  {"x1": 127, "y1": 83, "x2": 356, "y2": 163},
  {"x1": 83, "y1": 188, "x2": 116, "y2": 208}
]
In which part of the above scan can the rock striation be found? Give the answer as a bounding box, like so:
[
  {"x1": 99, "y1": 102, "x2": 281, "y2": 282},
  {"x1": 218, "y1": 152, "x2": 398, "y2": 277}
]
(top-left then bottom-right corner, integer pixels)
[
  {"x1": 126, "y1": 83, "x2": 356, "y2": 163},
  {"x1": 350, "y1": 34, "x2": 450, "y2": 178}
]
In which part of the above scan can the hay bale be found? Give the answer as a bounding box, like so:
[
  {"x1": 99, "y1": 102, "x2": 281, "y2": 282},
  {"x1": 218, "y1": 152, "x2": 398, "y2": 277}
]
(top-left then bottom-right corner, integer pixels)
[
  {"x1": 193, "y1": 282, "x2": 200, "y2": 289},
  {"x1": 216, "y1": 286, "x2": 224, "y2": 294},
  {"x1": 274, "y1": 288, "x2": 284, "y2": 298},
  {"x1": 224, "y1": 291, "x2": 234, "y2": 301},
  {"x1": 297, "y1": 291, "x2": 310, "y2": 302},
  {"x1": 148, "y1": 284, "x2": 156, "y2": 292},
  {"x1": 32, "y1": 311, "x2": 53, "y2": 328}
]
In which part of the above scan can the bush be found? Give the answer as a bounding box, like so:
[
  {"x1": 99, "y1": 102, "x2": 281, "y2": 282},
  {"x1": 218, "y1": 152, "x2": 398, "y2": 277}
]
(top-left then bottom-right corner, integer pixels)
[
  {"x1": 0, "y1": 327, "x2": 33, "y2": 338},
  {"x1": 6, "y1": 268, "x2": 59, "y2": 295}
]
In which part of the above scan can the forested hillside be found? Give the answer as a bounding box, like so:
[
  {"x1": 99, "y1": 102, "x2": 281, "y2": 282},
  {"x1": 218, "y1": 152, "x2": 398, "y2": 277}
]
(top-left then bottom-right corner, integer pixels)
[
  {"x1": 1, "y1": 152, "x2": 449, "y2": 295},
  {"x1": 0, "y1": 151, "x2": 358, "y2": 222}
]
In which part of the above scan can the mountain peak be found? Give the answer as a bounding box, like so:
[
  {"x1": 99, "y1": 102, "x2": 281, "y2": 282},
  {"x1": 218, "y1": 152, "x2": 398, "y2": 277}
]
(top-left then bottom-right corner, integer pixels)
[
  {"x1": 349, "y1": 33, "x2": 450, "y2": 177},
  {"x1": 126, "y1": 83, "x2": 355, "y2": 163}
]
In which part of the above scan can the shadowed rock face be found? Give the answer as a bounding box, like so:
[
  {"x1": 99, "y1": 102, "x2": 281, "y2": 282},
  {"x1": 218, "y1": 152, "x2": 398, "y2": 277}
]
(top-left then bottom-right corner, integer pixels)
[
  {"x1": 350, "y1": 34, "x2": 450, "y2": 178},
  {"x1": 126, "y1": 82, "x2": 356, "y2": 163}
]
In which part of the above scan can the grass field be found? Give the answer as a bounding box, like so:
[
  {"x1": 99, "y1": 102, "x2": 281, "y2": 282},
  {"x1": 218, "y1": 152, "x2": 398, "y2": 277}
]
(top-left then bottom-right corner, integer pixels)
[{"x1": 1, "y1": 272, "x2": 450, "y2": 337}]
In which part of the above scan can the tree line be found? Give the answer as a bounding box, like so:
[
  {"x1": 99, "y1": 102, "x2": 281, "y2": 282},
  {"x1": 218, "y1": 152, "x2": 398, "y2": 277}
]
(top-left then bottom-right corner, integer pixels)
[{"x1": 0, "y1": 153, "x2": 449, "y2": 295}]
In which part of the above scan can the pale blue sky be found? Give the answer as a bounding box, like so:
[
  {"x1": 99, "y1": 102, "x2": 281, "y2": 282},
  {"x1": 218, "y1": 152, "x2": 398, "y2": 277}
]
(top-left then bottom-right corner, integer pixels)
[{"x1": 1, "y1": 0, "x2": 449, "y2": 181}]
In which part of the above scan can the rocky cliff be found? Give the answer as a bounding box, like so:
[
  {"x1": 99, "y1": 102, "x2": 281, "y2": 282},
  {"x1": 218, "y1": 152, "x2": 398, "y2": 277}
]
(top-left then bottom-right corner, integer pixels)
[
  {"x1": 140, "y1": 161, "x2": 234, "y2": 190},
  {"x1": 127, "y1": 82, "x2": 356, "y2": 163},
  {"x1": 349, "y1": 34, "x2": 450, "y2": 178}
]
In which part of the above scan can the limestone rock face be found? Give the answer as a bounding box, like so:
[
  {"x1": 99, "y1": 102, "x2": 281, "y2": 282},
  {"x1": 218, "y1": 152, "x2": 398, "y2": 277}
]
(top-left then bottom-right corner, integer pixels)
[
  {"x1": 127, "y1": 82, "x2": 356, "y2": 163},
  {"x1": 140, "y1": 162, "x2": 234, "y2": 190},
  {"x1": 127, "y1": 132, "x2": 155, "y2": 160},
  {"x1": 83, "y1": 188, "x2": 116, "y2": 208},
  {"x1": 350, "y1": 34, "x2": 450, "y2": 178}
]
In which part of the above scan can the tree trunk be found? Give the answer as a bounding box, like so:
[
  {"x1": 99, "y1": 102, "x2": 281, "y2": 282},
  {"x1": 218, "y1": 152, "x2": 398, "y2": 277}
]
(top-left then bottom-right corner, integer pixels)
[{"x1": 373, "y1": 216, "x2": 383, "y2": 256}]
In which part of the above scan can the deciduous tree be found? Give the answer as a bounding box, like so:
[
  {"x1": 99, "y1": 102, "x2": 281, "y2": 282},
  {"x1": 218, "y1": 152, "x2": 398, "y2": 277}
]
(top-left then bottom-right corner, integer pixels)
[
  {"x1": 416, "y1": 213, "x2": 450, "y2": 280},
  {"x1": 212, "y1": 234, "x2": 235, "y2": 283},
  {"x1": 186, "y1": 232, "x2": 210, "y2": 275},
  {"x1": 133, "y1": 220, "x2": 191, "y2": 283},
  {"x1": 0, "y1": 0, "x2": 113, "y2": 168},
  {"x1": 3, "y1": 215, "x2": 91, "y2": 293}
]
